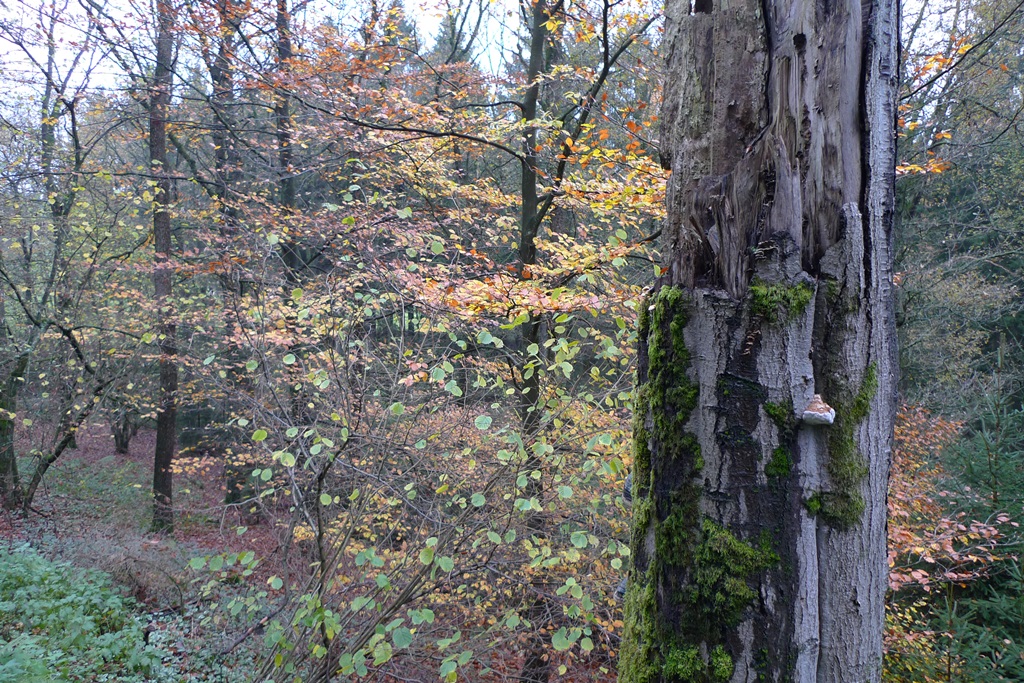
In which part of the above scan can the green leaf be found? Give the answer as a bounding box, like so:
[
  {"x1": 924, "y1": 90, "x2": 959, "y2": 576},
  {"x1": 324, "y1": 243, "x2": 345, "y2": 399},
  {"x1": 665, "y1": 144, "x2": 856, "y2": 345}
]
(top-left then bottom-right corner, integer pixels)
[
  {"x1": 282, "y1": 354, "x2": 296, "y2": 365},
  {"x1": 474, "y1": 415, "x2": 492, "y2": 430},
  {"x1": 279, "y1": 452, "x2": 296, "y2": 467},
  {"x1": 252, "y1": 429, "x2": 268, "y2": 442},
  {"x1": 551, "y1": 628, "x2": 572, "y2": 651},
  {"x1": 397, "y1": 207, "x2": 413, "y2": 219},
  {"x1": 393, "y1": 627, "x2": 413, "y2": 649},
  {"x1": 557, "y1": 486, "x2": 573, "y2": 499},
  {"x1": 320, "y1": 493, "x2": 333, "y2": 506},
  {"x1": 291, "y1": 287, "x2": 303, "y2": 301},
  {"x1": 245, "y1": 360, "x2": 258, "y2": 371},
  {"x1": 410, "y1": 608, "x2": 435, "y2": 624},
  {"x1": 372, "y1": 640, "x2": 393, "y2": 666},
  {"x1": 389, "y1": 402, "x2": 405, "y2": 416},
  {"x1": 430, "y1": 241, "x2": 444, "y2": 254},
  {"x1": 471, "y1": 493, "x2": 486, "y2": 507},
  {"x1": 436, "y1": 556, "x2": 454, "y2": 572},
  {"x1": 419, "y1": 547, "x2": 435, "y2": 565},
  {"x1": 269, "y1": 576, "x2": 283, "y2": 590},
  {"x1": 570, "y1": 531, "x2": 589, "y2": 548}
]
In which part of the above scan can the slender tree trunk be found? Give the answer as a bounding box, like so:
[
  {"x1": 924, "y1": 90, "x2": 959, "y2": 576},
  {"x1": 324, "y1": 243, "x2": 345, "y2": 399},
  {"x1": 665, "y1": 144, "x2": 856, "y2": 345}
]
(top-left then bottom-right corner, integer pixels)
[
  {"x1": 517, "y1": 1, "x2": 554, "y2": 680},
  {"x1": 150, "y1": 0, "x2": 177, "y2": 533},
  {"x1": 203, "y1": 2, "x2": 252, "y2": 505},
  {"x1": 619, "y1": 0, "x2": 898, "y2": 678},
  {"x1": 276, "y1": 0, "x2": 305, "y2": 282},
  {"x1": 0, "y1": 347, "x2": 27, "y2": 511},
  {"x1": 24, "y1": 381, "x2": 108, "y2": 506}
]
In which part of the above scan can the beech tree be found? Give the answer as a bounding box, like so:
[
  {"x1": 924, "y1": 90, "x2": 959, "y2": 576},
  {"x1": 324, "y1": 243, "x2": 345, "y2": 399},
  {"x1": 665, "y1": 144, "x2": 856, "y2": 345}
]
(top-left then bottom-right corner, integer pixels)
[{"x1": 620, "y1": 0, "x2": 898, "y2": 679}]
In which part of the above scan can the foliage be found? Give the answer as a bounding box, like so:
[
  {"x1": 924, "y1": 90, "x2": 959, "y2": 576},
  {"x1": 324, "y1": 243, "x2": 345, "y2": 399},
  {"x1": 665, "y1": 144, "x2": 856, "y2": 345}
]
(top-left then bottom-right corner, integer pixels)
[
  {"x1": 0, "y1": 0, "x2": 1022, "y2": 676},
  {"x1": 885, "y1": 404, "x2": 1020, "y2": 682},
  {"x1": 0, "y1": 544, "x2": 160, "y2": 682}
]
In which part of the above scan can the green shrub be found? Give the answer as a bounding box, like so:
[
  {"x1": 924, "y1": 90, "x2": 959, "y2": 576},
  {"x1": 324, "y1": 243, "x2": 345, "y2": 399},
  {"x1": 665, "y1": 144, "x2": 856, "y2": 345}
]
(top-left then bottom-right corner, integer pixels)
[{"x1": 0, "y1": 544, "x2": 160, "y2": 682}]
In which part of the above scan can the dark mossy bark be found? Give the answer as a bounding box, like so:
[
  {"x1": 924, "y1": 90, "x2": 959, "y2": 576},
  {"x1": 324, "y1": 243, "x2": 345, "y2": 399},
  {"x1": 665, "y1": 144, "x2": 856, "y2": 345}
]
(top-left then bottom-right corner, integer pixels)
[{"x1": 620, "y1": 0, "x2": 899, "y2": 678}]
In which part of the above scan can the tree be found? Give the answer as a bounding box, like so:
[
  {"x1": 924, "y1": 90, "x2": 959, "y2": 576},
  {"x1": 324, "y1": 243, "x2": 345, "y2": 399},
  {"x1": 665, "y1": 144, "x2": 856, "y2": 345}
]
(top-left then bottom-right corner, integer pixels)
[
  {"x1": 619, "y1": 0, "x2": 898, "y2": 679},
  {"x1": 0, "y1": 0, "x2": 136, "y2": 511},
  {"x1": 149, "y1": 0, "x2": 178, "y2": 532}
]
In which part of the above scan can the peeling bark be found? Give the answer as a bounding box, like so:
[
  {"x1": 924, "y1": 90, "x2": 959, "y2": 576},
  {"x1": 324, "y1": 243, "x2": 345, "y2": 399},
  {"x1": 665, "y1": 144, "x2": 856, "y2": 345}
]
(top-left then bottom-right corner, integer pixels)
[{"x1": 620, "y1": 0, "x2": 898, "y2": 678}]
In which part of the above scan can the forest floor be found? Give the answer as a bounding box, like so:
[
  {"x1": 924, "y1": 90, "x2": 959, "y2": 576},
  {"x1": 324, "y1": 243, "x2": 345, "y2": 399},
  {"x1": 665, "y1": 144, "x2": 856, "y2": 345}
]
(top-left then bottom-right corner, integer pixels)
[
  {"x1": 1, "y1": 424, "x2": 618, "y2": 682},
  {"x1": 1, "y1": 423, "x2": 282, "y2": 681}
]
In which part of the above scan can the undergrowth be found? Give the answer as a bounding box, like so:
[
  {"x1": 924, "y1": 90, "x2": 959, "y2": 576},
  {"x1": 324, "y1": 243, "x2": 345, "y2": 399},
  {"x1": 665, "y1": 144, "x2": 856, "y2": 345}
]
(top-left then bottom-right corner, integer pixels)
[{"x1": 0, "y1": 544, "x2": 160, "y2": 682}]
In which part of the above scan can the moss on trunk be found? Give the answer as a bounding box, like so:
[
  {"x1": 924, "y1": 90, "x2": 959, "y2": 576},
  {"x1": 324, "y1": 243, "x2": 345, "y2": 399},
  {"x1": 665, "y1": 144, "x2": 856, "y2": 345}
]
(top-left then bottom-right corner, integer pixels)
[{"x1": 620, "y1": 287, "x2": 779, "y2": 683}]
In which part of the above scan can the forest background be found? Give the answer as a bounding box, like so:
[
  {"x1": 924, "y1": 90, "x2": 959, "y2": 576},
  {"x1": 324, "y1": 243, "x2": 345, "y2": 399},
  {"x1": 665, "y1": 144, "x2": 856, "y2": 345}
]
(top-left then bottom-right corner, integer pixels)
[{"x1": 0, "y1": 0, "x2": 1022, "y2": 679}]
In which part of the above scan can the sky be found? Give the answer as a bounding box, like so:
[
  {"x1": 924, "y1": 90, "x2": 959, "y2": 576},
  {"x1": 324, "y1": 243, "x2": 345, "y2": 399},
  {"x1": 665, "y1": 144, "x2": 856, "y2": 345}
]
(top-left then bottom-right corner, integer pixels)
[{"x1": 0, "y1": 0, "x2": 519, "y2": 105}]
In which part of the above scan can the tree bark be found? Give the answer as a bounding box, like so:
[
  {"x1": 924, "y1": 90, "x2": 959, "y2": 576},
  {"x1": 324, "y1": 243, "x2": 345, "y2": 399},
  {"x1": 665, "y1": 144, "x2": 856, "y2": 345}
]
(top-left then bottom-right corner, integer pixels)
[
  {"x1": 0, "y1": 350, "x2": 27, "y2": 511},
  {"x1": 151, "y1": 0, "x2": 177, "y2": 533},
  {"x1": 619, "y1": 0, "x2": 898, "y2": 678},
  {"x1": 516, "y1": 1, "x2": 555, "y2": 680}
]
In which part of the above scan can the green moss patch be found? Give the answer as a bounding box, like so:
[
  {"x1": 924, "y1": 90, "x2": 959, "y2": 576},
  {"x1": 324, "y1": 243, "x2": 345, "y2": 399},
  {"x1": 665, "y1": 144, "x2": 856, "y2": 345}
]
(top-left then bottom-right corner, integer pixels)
[
  {"x1": 765, "y1": 447, "x2": 792, "y2": 478},
  {"x1": 749, "y1": 279, "x2": 814, "y2": 323},
  {"x1": 815, "y1": 364, "x2": 878, "y2": 528},
  {"x1": 690, "y1": 520, "x2": 778, "y2": 630},
  {"x1": 763, "y1": 400, "x2": 794, "y2": 435}
]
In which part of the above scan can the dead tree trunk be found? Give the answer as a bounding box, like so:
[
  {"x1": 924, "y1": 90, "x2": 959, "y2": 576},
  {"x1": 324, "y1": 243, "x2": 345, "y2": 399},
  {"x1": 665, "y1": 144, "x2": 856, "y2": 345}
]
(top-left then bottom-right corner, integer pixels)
[
  {"x1": 150, "y1": 0, "x2": 177, "y2": 533},
  {"x1": 619, "y1": 0, "x2": 898, "y2": 678}
]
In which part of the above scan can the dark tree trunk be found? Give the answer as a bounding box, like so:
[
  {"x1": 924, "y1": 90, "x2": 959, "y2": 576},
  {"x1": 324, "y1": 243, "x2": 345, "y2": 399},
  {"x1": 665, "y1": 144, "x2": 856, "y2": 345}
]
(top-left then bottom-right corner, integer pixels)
[
  {"x1": 276, "y1": 0, "x2": 306, "y2": 283},
  {"x1": 516, "y1": 0, "x2": 555, "y2": 680},
  {"x1": 200, "y1": 1, "x2": 252, "y2": 505},
  {"x1": 112, "y1": 410, "x2": 139, "y2": 455},
  {"x1": 619, "y1": 0, "x2": 898, "y2": 678},
  {"x1": 150, "y1": 0, "x2": 177, "y2": 533},
  {"x1": 0, "y1": 350, "x2": 27, "y2": 511}
]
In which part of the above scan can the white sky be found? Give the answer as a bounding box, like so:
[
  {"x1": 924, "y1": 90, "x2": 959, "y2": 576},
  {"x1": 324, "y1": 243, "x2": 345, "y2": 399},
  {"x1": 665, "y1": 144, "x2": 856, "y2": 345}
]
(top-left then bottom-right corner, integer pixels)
[{"x1": 0, "y1": 0, "x2": 519, "y2": 105}]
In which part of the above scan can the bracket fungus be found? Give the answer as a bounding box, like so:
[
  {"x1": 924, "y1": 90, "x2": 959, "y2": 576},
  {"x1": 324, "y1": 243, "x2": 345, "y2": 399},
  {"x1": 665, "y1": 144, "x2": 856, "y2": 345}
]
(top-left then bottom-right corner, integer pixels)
[{"x1": 802, "y1": 394, "x2": 836, "y2": 425}]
